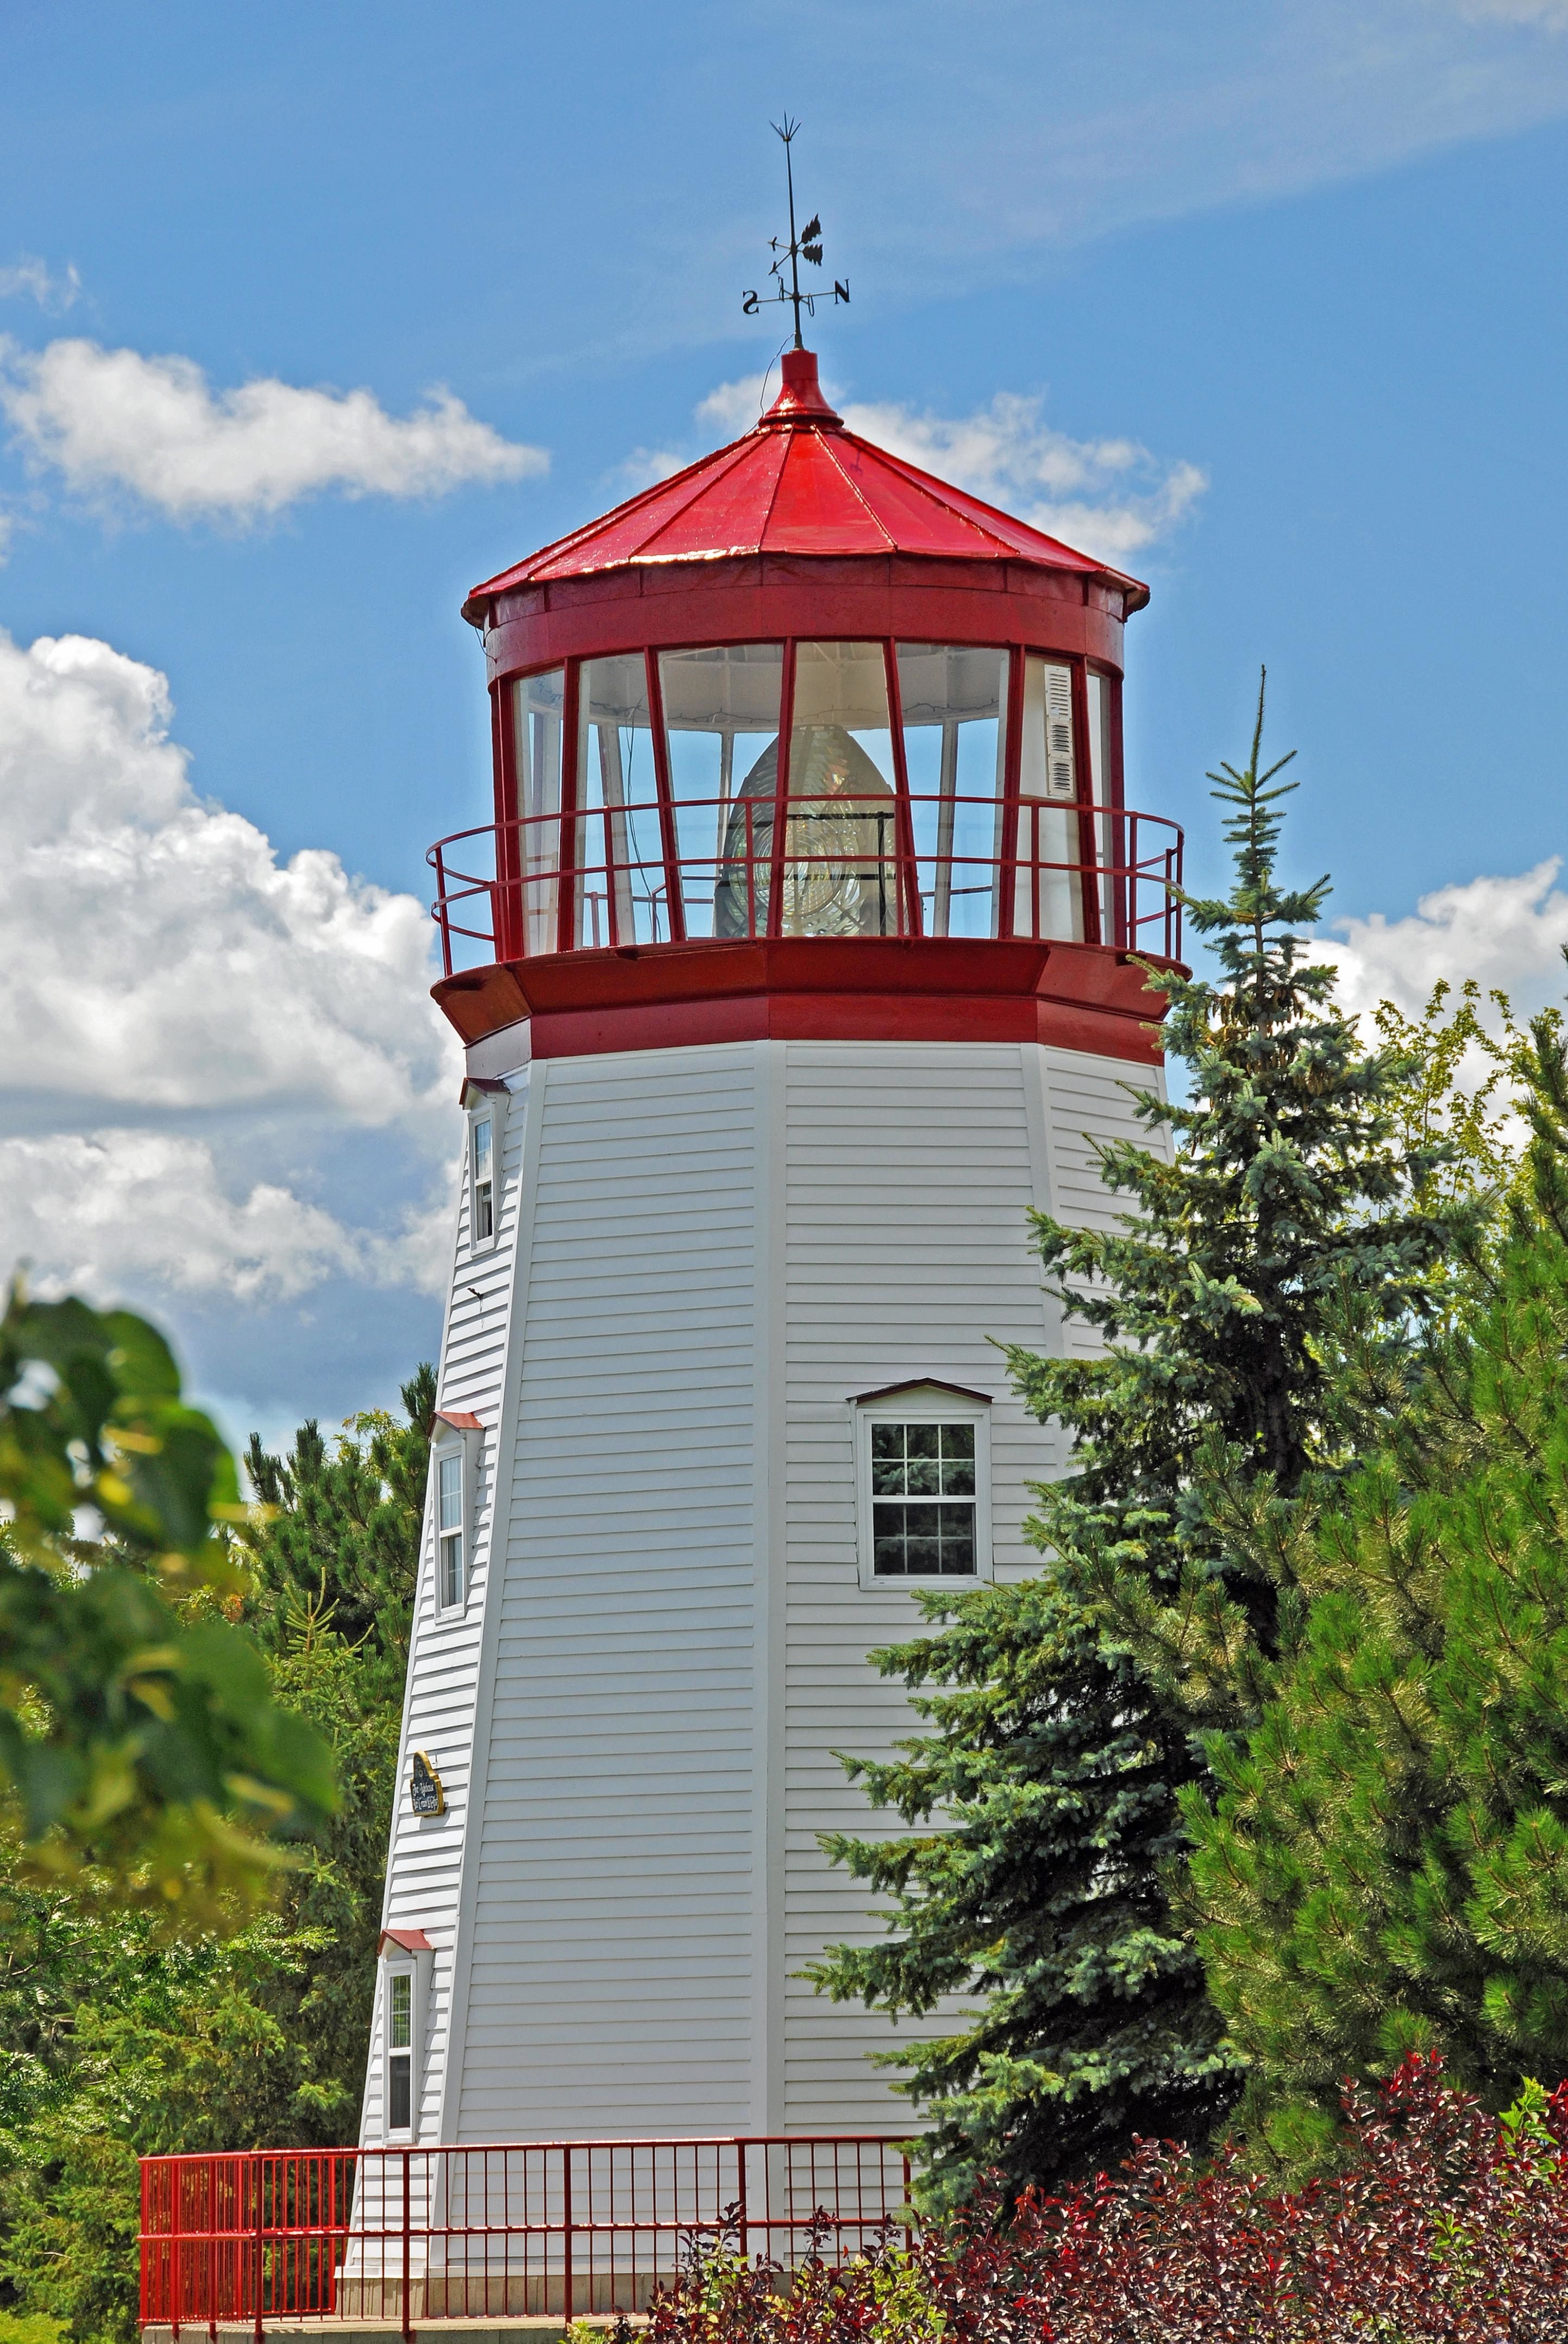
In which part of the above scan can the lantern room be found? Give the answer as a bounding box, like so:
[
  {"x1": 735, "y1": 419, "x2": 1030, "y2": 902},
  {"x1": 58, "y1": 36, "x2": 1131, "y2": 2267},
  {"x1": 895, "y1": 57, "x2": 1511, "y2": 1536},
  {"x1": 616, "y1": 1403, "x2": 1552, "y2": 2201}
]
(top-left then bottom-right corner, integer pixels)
[{"x1": 433, "y1": 349, "x2": 1181, "y2": 1061}]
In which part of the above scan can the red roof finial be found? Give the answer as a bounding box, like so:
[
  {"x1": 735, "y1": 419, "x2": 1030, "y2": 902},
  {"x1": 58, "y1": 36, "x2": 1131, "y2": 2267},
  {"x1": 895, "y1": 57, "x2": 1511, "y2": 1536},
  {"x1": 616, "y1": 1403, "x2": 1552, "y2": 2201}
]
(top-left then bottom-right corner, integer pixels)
[{"x1": 760, "y1": 348, "x2": 842, "y2": 430}]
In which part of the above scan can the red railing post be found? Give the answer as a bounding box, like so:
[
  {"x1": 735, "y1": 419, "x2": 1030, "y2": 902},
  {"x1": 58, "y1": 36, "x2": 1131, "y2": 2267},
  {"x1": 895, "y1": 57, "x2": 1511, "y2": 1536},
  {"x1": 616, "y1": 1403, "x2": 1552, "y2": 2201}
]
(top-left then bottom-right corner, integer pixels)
[
  {"x1": 1069, "y1": 662, "x2": 1102, "y2": 948},
  {"x1": 882, "y1": 643, "x2": 923, "y2": 940},
  {"x1": 558, "y1": 2144, "x2": 574, "y2": 2326},
  {"x1": 208, "y1": 2155, "x2": 218, "y2": 2342},
  {"x1": 556, "y1": 664, "x2": 582, "y2": 956},
  {"x1": 169, "y1": 2156, "x2": 183, "y2": 2342},
  {"x1": 402, "y1": 2148, "x2": 413, "y2": 2344},
  {"x1": 252, "y1": 2156, "x2": 264, "y2": 2344},
  {"x1": 736, "y1": 2138, "x2": 749, "y2": 2266},
  {"x1": 644, "y1": 649, "x2": 687, "y2": 946},
  {"x1": 431, "y1": 845, "x2": 453, "y2": 977},
  {"x1": 766, "y1": 642, "x2": 796, "y2": 940},
  {"x1": 139, "y1": 2150, "x2": 152, "y2": 2332}
]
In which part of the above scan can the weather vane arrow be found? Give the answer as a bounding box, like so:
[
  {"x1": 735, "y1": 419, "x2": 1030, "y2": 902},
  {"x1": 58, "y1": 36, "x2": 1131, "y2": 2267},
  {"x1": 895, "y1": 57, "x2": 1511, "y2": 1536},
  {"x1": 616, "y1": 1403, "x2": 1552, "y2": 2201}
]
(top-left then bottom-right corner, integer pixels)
[{"x1": 741, "y1": 116, "x2": 849, "y2": 346}]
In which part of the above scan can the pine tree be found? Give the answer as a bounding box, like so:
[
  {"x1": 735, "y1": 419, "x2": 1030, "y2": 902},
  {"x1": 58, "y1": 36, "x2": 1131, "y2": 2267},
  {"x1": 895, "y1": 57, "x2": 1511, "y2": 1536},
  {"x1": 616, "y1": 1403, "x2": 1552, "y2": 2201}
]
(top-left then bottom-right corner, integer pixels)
[
  {"x1": 1182, "y1": 1011, "x2": 1568, "y2": 2166},
  {"x1": 237, "y1": 1364, "x2": 434, "y2": 2119},
  {"x1": 244, "y1": 1361, "x2": 435, "y2": 1672},
  {"x1": 808, "y1": 682, "x2": 1474, "y2": 2204}
]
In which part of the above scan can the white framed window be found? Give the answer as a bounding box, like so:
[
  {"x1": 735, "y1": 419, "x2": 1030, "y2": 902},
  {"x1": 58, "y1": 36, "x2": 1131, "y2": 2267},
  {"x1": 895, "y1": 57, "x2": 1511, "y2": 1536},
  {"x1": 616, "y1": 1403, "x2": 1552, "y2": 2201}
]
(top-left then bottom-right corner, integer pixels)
[
  {"x1": 436, "y1": 1447, "x2": 465, "y2": 1608},
  {"x1": 461, "y1": 1081, "x2": 507, "y2": 1254},
  {"x1": 853, "y1": 1381, "x2": 992, "y2": 1590},
  {"x1": 378, "y1": 1927, "x2": 432, "y2": 2142},
  {"x1": 430, "y1": 1413, "x2": 482, "y2": 1615},
  {"x1": 386, "y1": 1967, "x2": 414, "y2": 2133},
  {"x1": 471, "y1": 1114, "x2": 494, "y2": 1242}
]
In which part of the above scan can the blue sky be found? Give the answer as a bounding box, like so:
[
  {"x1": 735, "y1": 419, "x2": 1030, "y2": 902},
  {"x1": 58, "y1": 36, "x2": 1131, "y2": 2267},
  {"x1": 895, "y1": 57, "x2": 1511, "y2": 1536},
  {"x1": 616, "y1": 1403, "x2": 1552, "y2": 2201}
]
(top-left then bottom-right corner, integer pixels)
[{"x1": 2, "y1": 0, "x2": 1567, "y2": 1452}]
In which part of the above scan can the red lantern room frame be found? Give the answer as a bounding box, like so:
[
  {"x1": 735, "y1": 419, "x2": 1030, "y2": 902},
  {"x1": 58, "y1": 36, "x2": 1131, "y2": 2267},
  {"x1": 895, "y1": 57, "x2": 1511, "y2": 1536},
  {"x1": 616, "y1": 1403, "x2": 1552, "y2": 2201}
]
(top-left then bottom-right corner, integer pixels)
[{"x1": 431, "y1": 351, "x2": 1183, "y2": 1067}]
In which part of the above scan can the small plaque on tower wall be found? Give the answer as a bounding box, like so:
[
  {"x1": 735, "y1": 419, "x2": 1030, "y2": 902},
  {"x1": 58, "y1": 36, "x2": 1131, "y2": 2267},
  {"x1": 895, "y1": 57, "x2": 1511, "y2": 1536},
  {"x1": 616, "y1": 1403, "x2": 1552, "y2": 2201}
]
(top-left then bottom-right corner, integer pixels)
[{"x1": 410, "y1": 1751, "x2": 445, "y2": 1816}]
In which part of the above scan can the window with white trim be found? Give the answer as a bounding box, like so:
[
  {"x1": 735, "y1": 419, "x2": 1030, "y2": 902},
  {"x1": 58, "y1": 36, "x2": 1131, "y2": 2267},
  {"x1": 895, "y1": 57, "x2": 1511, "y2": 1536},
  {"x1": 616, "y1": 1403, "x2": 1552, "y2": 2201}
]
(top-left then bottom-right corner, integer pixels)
[
  {"x1": 855, "y1": 1385, "x2": 992, "y2": 1589},
  {"x1": 386, "y1": 1968, "x2": 414, "y2": 2133},
  {"x1": 471, "y1": 1113, "x2": 494, "y2": 1243},
  {"x1": 870, "y1": 1421, "x2": 977, "y2": 1574},
  {"x1": 437, "y1": 1450, "x2": 465, "y2": 1608}
]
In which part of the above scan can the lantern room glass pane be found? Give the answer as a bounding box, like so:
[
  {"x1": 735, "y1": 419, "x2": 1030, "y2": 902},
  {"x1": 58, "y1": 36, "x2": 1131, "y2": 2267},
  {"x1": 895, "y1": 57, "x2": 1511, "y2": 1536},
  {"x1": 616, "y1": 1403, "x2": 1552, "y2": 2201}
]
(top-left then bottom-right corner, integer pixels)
[
  {"x1": 576, "y1": 654, "x2": 665, "y2": 947},
  {"x1": 658, "y1": 644, "x2": 785, "y2": 939},
  {"x1": 1086, "y1": 669, "x2": 1114, "y2": 945},
  {"x1": 896, "y1": 645, "x2": 1008, "y2": 939},
  {"x1": 1016, "y1": 654, "x2": 1083, "y2": 942},
  {"x1": 512, "y1": 668, "x2": 565, "y2": 956},
  {"x1": 776, "y1": 641, "x2": 899, "y2": 938}
]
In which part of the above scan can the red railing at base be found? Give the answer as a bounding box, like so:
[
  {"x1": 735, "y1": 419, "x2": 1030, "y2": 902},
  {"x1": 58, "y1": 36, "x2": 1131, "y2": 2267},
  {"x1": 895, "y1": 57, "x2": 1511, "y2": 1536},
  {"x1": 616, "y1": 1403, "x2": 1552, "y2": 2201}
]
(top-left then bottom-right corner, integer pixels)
[{"x1": 140, "y1": 2136, "x2": 913, "y2": 2335}]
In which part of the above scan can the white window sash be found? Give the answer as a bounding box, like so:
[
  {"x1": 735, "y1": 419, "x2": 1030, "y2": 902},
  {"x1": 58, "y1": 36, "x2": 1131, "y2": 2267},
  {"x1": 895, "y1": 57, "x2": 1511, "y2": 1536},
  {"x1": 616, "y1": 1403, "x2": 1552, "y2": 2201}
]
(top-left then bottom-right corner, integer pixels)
[{"x1": 854, "y1": 1394, "x2": 992, "y2": 1591}]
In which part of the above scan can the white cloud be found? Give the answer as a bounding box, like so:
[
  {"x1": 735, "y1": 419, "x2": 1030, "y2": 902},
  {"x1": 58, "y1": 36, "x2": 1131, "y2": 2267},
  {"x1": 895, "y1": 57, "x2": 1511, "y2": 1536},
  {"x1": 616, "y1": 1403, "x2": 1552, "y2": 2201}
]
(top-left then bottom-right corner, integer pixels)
[
  {"x1": 0, "y1": 258, "x2": 80, "y2": 314},
  {"x1": 614, "y1": 445, "x2": 694, "y2": 492},
  {"x1": 0, "y1": 339, "x2": 547, "y2": 522},
  {"x1": 695, "y1": 378, "x2": 773, "y2": 434},
  {"x1": 0, "y1": 1131, "x2": 452, "y2": 1308},
  {"x1": 0, "y1": 629, "x2": 461, "y2": 1308},
  {"x1": 837, "y1": 392, "x2": 1207, "y2": 562},
  {"x1": 0, "y1": 1132, "x2": 361, "y2": 1304},
  {"x1": 0, "y1": 632, "x2": 454, "y2": 1120},
  {"x1": 678, "y1": 375, "x2": 1206, "y2": 563},
  {"x1": 1320, "y1": 859, "x2": 1568, "y2": 1023}
]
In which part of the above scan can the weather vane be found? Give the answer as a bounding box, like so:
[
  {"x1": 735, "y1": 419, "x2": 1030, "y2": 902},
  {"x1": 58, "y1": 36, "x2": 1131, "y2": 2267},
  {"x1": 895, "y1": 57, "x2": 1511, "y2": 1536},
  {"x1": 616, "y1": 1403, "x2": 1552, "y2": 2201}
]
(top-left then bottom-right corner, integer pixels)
[{"x1": 741, "y1": 117, "x2": 849, "y2": 347}]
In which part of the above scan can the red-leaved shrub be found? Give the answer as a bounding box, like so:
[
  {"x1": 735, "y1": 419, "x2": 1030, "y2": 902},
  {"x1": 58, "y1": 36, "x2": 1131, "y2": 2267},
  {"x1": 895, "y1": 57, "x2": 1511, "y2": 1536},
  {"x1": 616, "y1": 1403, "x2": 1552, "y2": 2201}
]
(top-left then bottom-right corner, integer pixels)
[{"x1": 645, "y1": 2055, "x2": 1568, "y2": 2341}]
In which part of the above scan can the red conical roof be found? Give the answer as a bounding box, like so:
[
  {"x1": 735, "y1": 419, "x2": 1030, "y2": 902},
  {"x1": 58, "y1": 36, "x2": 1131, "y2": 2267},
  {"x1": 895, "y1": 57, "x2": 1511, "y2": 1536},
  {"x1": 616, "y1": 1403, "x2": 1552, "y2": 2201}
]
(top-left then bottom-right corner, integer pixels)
[{"x1": 463, "y1": 351, "x2": 1148, "y2": 621}]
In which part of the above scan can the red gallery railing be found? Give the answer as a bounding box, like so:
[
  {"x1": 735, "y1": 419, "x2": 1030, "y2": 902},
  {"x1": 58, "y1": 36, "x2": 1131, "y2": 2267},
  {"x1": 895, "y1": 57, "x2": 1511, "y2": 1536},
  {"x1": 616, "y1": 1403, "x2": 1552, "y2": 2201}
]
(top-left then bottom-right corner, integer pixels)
[
  {"x1": 428, "y1": 794, "x2": 1183, "y2": 975},
  {"x1": 140, "y1": 2135, "x2": 912, "y2": 2335}
]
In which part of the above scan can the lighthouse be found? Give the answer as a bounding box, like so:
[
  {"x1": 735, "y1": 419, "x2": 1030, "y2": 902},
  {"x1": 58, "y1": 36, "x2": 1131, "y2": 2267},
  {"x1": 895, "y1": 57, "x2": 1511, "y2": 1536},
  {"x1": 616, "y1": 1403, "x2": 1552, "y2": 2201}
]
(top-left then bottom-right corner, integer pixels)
[{"x1": 364, "y1": 341, "x2": 1182, "y2": 2160}]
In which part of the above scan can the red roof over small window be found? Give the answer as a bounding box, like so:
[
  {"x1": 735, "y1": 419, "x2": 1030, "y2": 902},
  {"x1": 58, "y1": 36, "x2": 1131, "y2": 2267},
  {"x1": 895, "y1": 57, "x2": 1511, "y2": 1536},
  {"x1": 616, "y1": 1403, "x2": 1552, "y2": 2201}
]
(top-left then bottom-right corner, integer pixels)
[{"x1": 463, "y1": 352, "x2": 1147, "y2": 622}]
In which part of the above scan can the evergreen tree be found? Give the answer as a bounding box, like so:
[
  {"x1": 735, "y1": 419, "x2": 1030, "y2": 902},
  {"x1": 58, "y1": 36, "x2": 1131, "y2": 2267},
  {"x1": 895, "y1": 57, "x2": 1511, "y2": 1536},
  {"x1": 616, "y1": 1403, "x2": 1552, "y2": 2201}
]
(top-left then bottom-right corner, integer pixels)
[
  {"x1": 244, "y1": 1361, "x2": 435, "y2": 1671},
  {"x1": 808, "y1": 684, "x2": 1473, "y2": 2204},
  {"x1": 1183, "y1": 1012, "x2": 1568, "y2": 2166}
]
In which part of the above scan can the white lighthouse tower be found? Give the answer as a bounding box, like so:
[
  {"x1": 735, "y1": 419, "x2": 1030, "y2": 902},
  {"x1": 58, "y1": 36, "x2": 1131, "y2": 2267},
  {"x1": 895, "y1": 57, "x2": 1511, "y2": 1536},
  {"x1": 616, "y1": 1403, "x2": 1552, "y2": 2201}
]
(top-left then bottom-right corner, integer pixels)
[{"x1": 365, "y1": 344, "x2": 1181, "y2": 2164}]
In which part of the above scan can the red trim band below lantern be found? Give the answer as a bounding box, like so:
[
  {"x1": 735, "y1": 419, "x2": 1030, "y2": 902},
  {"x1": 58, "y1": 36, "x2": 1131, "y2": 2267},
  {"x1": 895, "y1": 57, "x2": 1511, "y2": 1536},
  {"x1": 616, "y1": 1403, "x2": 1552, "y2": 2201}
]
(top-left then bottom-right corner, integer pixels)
[{"x1": 431, "y1": 936, "x2": 1178, "y2": 1066}]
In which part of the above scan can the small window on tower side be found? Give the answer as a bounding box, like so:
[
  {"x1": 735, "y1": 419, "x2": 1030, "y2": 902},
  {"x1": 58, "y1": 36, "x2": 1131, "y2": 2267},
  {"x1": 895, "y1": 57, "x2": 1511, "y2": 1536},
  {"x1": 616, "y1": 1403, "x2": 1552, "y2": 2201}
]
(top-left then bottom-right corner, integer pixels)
[
  {"x1": 854, "y1": 1386, "x2": 992, "y2": 1589},
  {"x1": 870, "y1": 1422, "x2": 977, "y2": 1575},
  {"x1": 437, "y1": 1452, "x2": 464, "y2": 1608},
  {"x1": 471, "y1": 1115, "x2": 494, "y2": 1243},
  {"x1": 387, "y1": 1970, "x2": 413, "y2": 2132}
]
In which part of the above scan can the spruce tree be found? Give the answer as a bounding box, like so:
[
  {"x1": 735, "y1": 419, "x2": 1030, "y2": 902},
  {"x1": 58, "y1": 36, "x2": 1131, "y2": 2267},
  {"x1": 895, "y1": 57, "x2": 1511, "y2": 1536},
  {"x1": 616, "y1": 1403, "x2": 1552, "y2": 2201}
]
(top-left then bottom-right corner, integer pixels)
[
  {"x1": 1183, "y1": 1012, "x2": 1568, "y2": 2165},
  {"x1": 243, "y1": 1361, "x2": 435, "y2": 1671},
  {"x1": 236, "y1": 1365, "x2": 435, "y2": 2119},
  {"x1": 808, "y1": 683, "x2": 1473, "y2": 2203}
]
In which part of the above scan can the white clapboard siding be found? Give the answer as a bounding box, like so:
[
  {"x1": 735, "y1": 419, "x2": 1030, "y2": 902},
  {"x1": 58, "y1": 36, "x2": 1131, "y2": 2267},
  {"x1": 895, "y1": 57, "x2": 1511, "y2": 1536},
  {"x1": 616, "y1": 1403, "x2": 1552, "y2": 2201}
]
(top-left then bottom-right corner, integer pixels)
[
  {"x1": 1037, "y1": 1044, "x2": 1170, "y2": 1359},
  {"x1": 778, "y1": 1041, "x2": 1061, "y2": 2130},
  {"x1": 452, "y1": 1046, "x2": 762, "y2": 2141},
  {"x1": 363, "y1": 1075, "x2": 531, "y2": 2146},
  {"x1": 368, "y1": 1030, "x2": 1166, "y2": 2149}
]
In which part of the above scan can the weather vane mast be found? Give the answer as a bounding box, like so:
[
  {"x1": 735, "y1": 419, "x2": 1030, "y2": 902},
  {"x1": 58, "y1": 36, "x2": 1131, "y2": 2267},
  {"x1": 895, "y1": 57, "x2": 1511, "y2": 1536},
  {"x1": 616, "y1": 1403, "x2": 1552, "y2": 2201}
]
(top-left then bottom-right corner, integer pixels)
[{"x1": 741, "y1": 117, "x2": 848, "y2": 347}]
